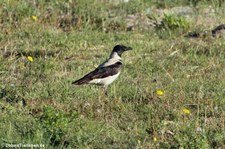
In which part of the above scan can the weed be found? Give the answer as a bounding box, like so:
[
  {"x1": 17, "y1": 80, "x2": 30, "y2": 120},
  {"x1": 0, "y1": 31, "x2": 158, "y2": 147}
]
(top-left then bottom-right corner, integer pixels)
[{"x1": 157, "y1": 14, "x2": 190, "y2": 30}]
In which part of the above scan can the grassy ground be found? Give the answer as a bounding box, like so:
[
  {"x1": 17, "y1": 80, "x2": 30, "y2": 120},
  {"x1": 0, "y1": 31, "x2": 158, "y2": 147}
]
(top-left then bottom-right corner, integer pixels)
[{"x1": 0, "y1": 0, "x2": 225, "y2": 148}]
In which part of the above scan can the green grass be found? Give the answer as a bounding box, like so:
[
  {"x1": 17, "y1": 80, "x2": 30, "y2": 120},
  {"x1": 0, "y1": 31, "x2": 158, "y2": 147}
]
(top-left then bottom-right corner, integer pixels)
[{"x1": 0, "y1": 0, "x2": 225, "y2": 148}]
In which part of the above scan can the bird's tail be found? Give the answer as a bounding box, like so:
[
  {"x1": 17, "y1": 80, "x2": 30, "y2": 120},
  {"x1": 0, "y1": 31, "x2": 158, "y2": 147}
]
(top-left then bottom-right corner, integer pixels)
[
  {"x1": 72, "y1": 70, "x2": 95, "y2": 85},
  {"x1": 72, "y1": 77, "x2": 89, "y2": 85}
]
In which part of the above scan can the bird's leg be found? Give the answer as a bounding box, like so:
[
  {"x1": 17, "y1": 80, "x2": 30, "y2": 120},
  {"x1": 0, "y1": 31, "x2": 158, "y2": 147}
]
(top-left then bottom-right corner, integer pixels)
[
  {"x1": 103, "y1": 85, "x2": 108, "y2": 97},
  {"x1": 98, "y1": 85, "x2": 108, "y2": 100}
]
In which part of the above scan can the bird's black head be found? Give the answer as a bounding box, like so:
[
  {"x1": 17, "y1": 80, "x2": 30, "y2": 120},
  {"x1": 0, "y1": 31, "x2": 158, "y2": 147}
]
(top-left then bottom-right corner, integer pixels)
[{"x1": 112, "y1": 45, "x2": 132, "y2": 57}]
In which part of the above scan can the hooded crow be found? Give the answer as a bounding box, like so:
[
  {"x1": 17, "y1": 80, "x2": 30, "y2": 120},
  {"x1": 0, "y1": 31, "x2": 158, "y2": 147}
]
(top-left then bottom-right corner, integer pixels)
[{"x1": 72, "y1": 45, "x2": 132, "y2": 95}]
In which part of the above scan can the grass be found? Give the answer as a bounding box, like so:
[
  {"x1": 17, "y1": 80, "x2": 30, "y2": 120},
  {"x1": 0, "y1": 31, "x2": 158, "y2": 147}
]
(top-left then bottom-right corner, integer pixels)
[{"x1": 0, "y1": 0, "x2": 225, "y2": 148}]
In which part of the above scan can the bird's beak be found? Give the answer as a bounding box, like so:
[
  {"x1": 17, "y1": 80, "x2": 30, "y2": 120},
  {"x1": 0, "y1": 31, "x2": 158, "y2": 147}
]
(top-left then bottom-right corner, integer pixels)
[{"x1": 125, "y1": 46, "x2": 132, "y2": 51}]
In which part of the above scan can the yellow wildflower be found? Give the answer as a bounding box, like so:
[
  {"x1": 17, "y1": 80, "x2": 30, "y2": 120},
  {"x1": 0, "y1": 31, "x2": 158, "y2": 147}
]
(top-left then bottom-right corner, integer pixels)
[
  {"x1": 182, "y1": 108, "x2": 190, "y2": 114},
  {"x1": 27, "y1": 56, "x2": 33, "y2": 62},
  {"x1": 32, "y1": 15, "x2": 37, "y2": 21},
  {"x1": 156, "y1": 90, "x2": 164, "y2": 95},
  {"x1": 153, "y1": 137, "x2": 157, "y2": 142}
]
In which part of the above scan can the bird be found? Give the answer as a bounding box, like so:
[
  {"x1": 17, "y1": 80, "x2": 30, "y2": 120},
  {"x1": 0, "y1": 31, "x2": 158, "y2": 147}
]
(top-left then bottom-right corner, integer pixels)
[{"x1": 72, "y1": 44, "x2": 133, "y2": 95}]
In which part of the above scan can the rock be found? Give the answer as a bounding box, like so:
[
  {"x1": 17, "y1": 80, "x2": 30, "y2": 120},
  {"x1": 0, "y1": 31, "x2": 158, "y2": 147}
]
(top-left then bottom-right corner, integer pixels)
[
  {"x1": 153, "y1": 6, "x2": 194, "y2": 16},
  {"x1": 126, "y1": 14, "x2": 156, "y2": 31}
]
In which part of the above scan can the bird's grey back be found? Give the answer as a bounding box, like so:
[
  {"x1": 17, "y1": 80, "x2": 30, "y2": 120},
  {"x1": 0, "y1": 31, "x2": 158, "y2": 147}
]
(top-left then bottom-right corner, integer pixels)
[{"x1": 98, "y1": 52, "x2": 122, "y2": 68}]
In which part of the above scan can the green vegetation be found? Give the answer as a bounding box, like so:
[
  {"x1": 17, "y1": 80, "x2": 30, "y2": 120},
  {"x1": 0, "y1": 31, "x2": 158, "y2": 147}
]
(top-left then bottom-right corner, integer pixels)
[
  {"x1": 0, "y1": 0, "x2": 225, "y2": 148},
  {"x1": 157, "y1": 14, "x2": 190, "y2": 30}
]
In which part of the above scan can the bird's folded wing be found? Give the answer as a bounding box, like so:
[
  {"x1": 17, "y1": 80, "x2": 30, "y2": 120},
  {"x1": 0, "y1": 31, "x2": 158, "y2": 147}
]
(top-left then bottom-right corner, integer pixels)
[
  {"x1": 91, "y1": 61, "x2": 122, "y2": 79},
  {"x1": 72, "y1": 61, "x2": 122, "y2": 84}
]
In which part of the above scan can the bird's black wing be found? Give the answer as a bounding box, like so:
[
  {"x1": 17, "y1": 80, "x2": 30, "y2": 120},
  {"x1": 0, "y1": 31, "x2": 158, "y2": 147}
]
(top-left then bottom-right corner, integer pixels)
[{"x1": 72, "y1": 61, "x2": 122, "y2": 85}]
